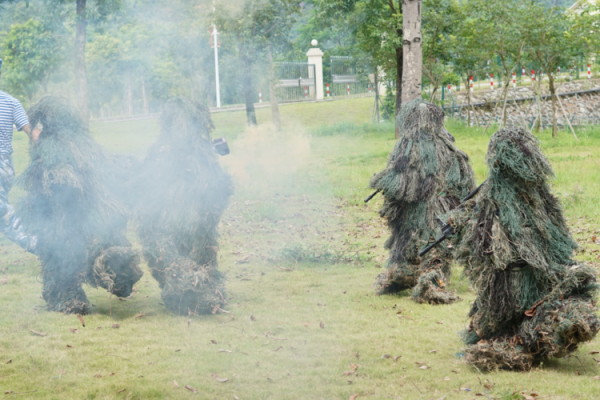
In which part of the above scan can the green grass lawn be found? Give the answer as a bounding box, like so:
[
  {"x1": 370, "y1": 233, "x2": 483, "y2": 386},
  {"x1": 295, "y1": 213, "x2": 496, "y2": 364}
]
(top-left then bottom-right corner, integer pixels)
[{"x1": 1, "y1": 97, "x2": 600, "y2": 399}]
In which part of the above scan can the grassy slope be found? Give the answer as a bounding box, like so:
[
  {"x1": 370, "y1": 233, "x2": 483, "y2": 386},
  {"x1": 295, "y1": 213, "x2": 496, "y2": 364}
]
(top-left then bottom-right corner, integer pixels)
[{"x1": 0, "y1": 98, "x2": 599, "y2": 399}]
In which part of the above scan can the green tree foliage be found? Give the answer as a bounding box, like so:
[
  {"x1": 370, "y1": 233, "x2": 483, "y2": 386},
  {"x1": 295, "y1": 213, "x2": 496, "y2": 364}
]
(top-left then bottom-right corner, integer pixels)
[
  {"x1": 2, "y1": 18, "x2": 63, "y2": 105},
  {"x1": 215, "y1": 0, "x2": 301, "y2": 126}
]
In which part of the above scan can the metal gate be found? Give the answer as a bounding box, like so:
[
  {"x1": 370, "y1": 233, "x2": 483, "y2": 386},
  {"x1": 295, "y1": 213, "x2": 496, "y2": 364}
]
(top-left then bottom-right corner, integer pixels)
[
  {"x1": 331, "y1": 56, "x2": 371, "y2": 98},
  {"x1": 275, "y1": 62, "x2": 316, "y2": 101}
]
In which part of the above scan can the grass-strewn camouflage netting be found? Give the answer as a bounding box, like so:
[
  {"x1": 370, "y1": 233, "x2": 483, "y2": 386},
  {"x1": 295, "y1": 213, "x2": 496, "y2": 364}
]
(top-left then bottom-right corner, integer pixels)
[
  {"x1": 369, "y1": 100, "x2": 475, "y2": 303},
  {"x1": 17, "y1": 96, "x2": 142, "y2": 314},
  {"x1": 445, "y1": 126, "x2": 599, "y2": 371},
  {"x1": 135, "y1": 97, "x2": 232, "y2": 315}
]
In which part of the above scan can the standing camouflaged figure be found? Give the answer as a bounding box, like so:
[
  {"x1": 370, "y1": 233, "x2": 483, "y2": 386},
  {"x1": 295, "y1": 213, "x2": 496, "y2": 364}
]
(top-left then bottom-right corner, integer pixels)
[
  {"x1": 136, "y1": 97, "x2": 232, "y2": 315},
  {"x1": 445, "y1": 127, "x2": 599, "y2": 370},
  {"x1": 0, "y1": 58, "x2": 38, "y2": 253},
  {"x1": 17, "y1": 97, "x2": 142, "y2": 314},
  {"x1": 370, "y1": 100, "x2": 475, "y2": 304}
]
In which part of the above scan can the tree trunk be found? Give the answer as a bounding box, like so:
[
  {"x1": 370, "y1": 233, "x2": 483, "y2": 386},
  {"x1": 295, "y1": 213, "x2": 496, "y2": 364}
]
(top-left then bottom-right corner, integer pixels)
[
  {"x1": 125, "y1": 75, "x2": 133, "y2": 116},
  {"x1": 242, "y1": 55, "x2": 257, "y2": 126},
  {"x1": 141, "y1": 73, "x2": 149, "y2": 115},
  {"x1": 401, "y1": 0, "x2": 422, "y2": 106},
  {"x1": 267, "y1": 48, "x2": 280, "y2": 131},
  {"x1": 75, "y1": 0, "x2": 89, "y2": 127},
  {"x1": 466, "y1": 77, "x2": 471, "y2": 127},
  {"x1": 548, "y1": 72, "x2": 558, "y2": 138},
  {"x1": 395, "y1": 45, "x2": 403, "y2": 138},
  {"x1": 374, "y1": 71, "x2": 380, "y2": 123}
]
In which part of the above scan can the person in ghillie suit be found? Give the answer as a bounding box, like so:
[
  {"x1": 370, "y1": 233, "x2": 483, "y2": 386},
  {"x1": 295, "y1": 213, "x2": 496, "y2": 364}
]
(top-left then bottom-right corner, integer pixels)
[
  {"x1": 444, "y1": 126, "x2": 599, "y2": 371},
  {"x1": 369, "y1": 99, "x2": 475, "y2": 304},
  {"x1": 17, "y1": 96, "x2": 142, "y2": 314},
  {"x1": 135, "y1": 97, "x2": 232, "y2": 316}
]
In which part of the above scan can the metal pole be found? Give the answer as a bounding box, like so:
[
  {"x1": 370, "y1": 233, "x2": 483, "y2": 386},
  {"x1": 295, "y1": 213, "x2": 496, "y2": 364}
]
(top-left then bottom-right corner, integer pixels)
[{"x1": 213, "y1": 25, "x2": 221, "y2": 108}]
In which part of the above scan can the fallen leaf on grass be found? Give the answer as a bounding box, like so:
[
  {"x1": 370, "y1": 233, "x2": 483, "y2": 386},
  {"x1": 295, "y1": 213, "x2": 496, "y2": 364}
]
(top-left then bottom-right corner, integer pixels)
[
  {"x1": 219, "y1": 349, "x2": 232, "y2": 353},
  {"x1": 250, "y1": 315, "x2": 257, "y2": 321},
  {"x1": 320, "y1": 322, "x2": 325, "y2": 329},
  {"x1": 30, "y1": 330, "x2": 46, "y2": 337},
  {"x1": 134, "y1": 314, "x2": 146, "y2": 319},
  {"x1": 444, "y1": 376, "x2": 450, "y2": 381},
  {"x1": 273, "y1": 346, "x2": 283, "y2": 352},
  {"x1": 0, "y1": 278, "x2": 7, "y2": 285},
  {"x1": 279, "y1": 267, "x2": 294, "y2": 271},
  {"x1": 235, "y1": 255, "x2": 250, "y2": 264},
  {"x1": 6, "y1": 360, "x2": 11, "y2": 364},
  {"x1": 393, "y1": 356, "x2": 401, "y2": 361},
  {"x1": 419, "y1": 365, "x2": 430, "y2": 370},
  {"x1": 94, "y1": 374, "x2": 102, "y2": 378},
  {"x1": 589, "y1": 351, "x2": 599, "y2": 355},
  {"x1": 350, "y1": 364, "x2": 359, "y2": 371},
  {"x1": 429, "y1": 349, "x2": 437, "y2": 353},
  {"x1": 349, "y1": 394, "x2": 360, "y2": 400},
  {"x1": 211, "y1": 340, "x2": 217, "y2": 345},
  {"x1": 234, "y1": 395, "x2": 240, "y2": 400},
  {"x1": 381, "y1": 354, "x2": 391, "y2": 359},
  {"x1": 342, "y1": 371, "x2": 355, "y2": 376},
  {"x1": 117, "y1": 389, "x2": 126, "y2": 393},
  {"x1": 112, "y1": 324, "x2": 120, "y2": 329},
  {"x1": 4, "y1": 391, "x2": 13, "y2": 395},
  {"x1": 107, "y1": 373, "x2": 115, "y2": 377},
  {"x1": 185, "y1": 385, "x2": 198, "y2": 393},
  {"x1": 66, "y1": 345, "x2": 74, "y2": 348},
  {"x1": 77, "y1": 314, "x2": 85, "y2": 327},
  {"x1": 69, "y1": 328, "x2": 79, "y2": 334},
  {"x1": 211, "y1": 373, "x2": 228, "y2": 383},
  {"x1": 118, "y1": 298, "x2": 126, "y2": 301},
  {"x1": 594, "y1": 376, "x2": 600, "y2": 380},
  {"x1": 173, "y1": 380, "x2": 179, "y2": 388},
  {"x1": 174, "y1": 349, "x2": 181, "y2": 352},
  {"x1": 436, "y1": 321, "x2": 443, "y2": 324}
]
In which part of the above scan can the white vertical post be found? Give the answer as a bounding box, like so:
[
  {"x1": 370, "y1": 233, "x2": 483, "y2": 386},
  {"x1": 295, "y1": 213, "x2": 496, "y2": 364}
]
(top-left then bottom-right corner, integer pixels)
[
  {"x1": 307, "y1": 40, "x2": 324, "y2": 100},
  {"x1": 490, "y1": 73, "x2": 494, "y2": 91},
  {"x1": 470, "y1": 76, "x2": 473, "y2": 92},
  {"x1": 513, "y1": 72, "x2": 516, "y2": 88},
  {"x1": 212, "y1": 25, "x2": 221, "y2": 108},
  {"x1": 588, "y1": 64, "x2": 591, "y2": 79}
]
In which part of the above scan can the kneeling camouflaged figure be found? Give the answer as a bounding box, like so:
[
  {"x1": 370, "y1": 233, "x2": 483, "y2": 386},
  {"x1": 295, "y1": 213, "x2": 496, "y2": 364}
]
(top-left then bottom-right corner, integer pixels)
[
  {"x1": 444, "y1": 126, "x2": 599, "y2": 371},
  {"x1": 370, "y1": 99, "x2": 475, "y2": 304},
  {"x1": 17, "y1": 97, "x2": 142, "y2": 314},
  {"x1": 135, "y1": 97, "x2": 233, "y2": 315}
]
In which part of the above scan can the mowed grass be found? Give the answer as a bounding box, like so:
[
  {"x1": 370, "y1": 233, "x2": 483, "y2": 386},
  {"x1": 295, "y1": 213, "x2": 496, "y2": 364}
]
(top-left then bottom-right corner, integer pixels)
[{"x1": 0, "y1": 97, "x2": 599, "y2": 399}]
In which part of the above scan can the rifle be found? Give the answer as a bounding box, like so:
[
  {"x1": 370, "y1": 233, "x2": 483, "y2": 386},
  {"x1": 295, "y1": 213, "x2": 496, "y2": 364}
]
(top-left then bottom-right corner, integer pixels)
[
  {"x1": 364, "y1": 189, "x2": 382, "y2": 203},
  {"x1": 418, "y1": 180, "x2": 487, "y2": 257}
]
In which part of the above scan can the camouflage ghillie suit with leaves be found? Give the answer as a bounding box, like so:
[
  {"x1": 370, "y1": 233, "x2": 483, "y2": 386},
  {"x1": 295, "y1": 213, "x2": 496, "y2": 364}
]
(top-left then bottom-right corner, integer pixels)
[
  {"x1": 17, "y1": 97, "x2": 142, "y2": 314},
  {"x1": 135, "y1": 98, "x2": 233, "y2": 315},
  {"x1": 445, "y1": 126, "x2": 599, "y2": 371},
  {"x1": 370, "y1": 100, "x2": 475, "y2": 304}
]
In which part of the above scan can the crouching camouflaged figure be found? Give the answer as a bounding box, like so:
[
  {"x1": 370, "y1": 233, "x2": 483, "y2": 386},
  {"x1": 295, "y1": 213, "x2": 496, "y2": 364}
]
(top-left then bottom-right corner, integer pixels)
[
  {"x1": 444, "y1": 126, "x2": 599, "y2": 371},
  {"x1": 17, "y1": 97, "x2": 142, "y2": 314},
  {"x1": 370, "y1": 99, "x2": 475, "y2": 304}
]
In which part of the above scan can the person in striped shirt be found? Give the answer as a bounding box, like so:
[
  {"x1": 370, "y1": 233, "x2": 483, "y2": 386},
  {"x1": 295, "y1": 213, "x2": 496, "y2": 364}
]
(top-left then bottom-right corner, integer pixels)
[{"x1": 0, "y1": 58, "x2": 39, "y2": 253}]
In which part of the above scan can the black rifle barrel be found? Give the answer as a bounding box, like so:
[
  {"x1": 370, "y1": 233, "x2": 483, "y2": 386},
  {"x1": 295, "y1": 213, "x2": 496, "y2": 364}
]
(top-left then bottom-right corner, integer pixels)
[
  {"x1": 364, "y1": 189, "x2": 382, "y2": 203},
  {"x1": 418, "y1": 180, "x2": 487, "y2": 257}
]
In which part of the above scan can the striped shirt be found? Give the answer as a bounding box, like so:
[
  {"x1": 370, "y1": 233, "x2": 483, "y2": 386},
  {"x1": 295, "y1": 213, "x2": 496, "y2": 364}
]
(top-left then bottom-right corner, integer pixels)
[{"x1": 0, "y1": 91, "x2": 29, "y2": 154}]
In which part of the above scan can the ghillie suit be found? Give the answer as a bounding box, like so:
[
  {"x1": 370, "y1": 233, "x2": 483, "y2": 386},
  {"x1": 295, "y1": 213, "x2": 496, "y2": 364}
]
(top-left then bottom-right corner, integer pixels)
[
  {"x1": 445, "y1": 126, "x2": 599, "y2": 371},
  {"x1": 369, "y1": 99, "x2": 475, "y2": 304},
  {"x1": 17, "y1": 96, "x2": 142, "y2": 314},
  {"x1": 135, "y1": 97, "x2": 232, "y2": 315}
]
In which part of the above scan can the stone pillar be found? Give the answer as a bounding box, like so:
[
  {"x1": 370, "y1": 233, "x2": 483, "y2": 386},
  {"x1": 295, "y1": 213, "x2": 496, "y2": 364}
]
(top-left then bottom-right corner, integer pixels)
[{"x1": 307, "y1": 40, "x2": 324, "y2": 100}]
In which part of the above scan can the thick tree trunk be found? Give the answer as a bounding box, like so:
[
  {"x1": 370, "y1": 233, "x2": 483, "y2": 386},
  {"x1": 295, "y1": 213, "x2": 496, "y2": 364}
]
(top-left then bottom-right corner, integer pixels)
[
  {"x1": 141, "y1": 73, "x2": 149, "y2": 115},
  {"x1": 395, "y1": 45, "x2": 403, "y2": 138},
  {"x1": 401, "y1": 0, "x2": 422, "y2": 106},
  {"x1": 75, "y1": 0, "x2": 89, "y2": 126},
  {"x1": 242, "y1": 55, "x2": 257, "y2": 126},
  {"x1": 548, "y1": 73, "x2": 558, "y2": 138},
  {"x1": 267, "y1": 49, "x2": 280, "y2": 131}
]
